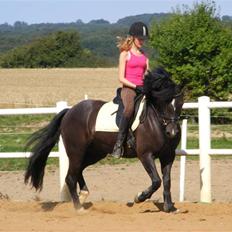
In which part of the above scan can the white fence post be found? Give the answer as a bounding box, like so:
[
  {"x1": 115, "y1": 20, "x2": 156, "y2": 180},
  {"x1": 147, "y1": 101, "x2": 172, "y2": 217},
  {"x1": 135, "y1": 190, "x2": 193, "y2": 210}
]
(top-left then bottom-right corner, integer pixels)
[
  {"x1": 198, "y1": 96, "x2": 212, "y2": 203},
  {"x1": 179, "y1": 119, "x2": 187, "y2": 202},
  {"x1": 56, "y1": 101, "x2": 71, "y2": 202}
]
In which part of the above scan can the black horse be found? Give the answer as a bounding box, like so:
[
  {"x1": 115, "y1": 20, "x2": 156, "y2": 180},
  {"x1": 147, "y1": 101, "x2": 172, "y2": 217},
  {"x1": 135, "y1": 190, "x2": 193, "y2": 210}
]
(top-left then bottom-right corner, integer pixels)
[{"x1": 25, "y1": 67, "x2": 184, "y2": 212}]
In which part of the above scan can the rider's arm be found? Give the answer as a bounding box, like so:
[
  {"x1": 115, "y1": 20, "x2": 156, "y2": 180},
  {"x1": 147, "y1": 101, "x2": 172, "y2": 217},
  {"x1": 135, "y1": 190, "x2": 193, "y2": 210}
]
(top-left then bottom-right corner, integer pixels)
[
  {"x1": 142, "y1": 57, "x2": 150, "y2": 80},
  {"x1": 118, "y1": 51, "x2": 136, "y2": 89},
  {"x1": 146, "y1": 58, "x2": 150, "y2": 73}
]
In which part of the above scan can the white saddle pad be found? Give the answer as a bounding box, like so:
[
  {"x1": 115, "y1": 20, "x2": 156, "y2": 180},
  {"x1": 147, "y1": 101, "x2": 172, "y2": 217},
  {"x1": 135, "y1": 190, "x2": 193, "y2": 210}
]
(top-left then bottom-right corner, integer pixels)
[{"x1": 95, "y1": 97, "x2": 145, "y2": 132}]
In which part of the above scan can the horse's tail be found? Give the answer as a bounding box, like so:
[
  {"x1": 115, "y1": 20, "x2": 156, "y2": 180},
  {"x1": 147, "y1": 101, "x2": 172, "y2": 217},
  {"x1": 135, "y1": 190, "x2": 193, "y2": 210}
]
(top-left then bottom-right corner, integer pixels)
[{"x1": 24, "y1": 108, "x2": 69, "y2": 190}]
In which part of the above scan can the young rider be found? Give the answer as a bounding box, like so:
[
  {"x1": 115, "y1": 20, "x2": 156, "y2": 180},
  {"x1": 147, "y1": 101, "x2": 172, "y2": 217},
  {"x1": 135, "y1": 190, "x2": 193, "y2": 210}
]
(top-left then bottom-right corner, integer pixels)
[{"x1": 111, "y1": 21, "x2": 149, "y2": 158}]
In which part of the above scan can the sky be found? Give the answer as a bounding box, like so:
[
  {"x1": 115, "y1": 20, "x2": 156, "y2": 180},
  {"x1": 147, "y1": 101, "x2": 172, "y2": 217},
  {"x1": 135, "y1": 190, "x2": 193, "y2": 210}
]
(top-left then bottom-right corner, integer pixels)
[{"x1": 0, "y1": 0, "x2": 231, "y2": 25}]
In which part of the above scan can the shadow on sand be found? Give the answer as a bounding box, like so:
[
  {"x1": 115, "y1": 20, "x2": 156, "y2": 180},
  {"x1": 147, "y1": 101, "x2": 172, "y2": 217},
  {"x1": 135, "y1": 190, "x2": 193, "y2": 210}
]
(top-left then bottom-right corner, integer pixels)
[{"x1": 40, "y1": 201, "x2": 93, "y2": 212}]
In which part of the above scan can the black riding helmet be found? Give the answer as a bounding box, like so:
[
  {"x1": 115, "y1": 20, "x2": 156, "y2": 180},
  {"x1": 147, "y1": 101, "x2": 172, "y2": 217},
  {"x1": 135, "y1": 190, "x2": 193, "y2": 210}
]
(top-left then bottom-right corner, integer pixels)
[{"x1": 129, "y1": 21, "x2": 149, "y2": 39}]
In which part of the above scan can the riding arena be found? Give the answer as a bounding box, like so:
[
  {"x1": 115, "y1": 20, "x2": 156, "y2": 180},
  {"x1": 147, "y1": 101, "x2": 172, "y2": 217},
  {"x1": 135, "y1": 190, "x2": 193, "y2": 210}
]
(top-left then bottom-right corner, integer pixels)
[{"x1": 0, "y1": 68, "x2": 232, "y2": 231}]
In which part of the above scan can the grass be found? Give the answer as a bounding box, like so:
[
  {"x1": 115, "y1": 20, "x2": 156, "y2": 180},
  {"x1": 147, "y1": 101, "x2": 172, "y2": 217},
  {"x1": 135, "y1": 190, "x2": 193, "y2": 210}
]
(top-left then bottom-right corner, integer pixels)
[
  {"x1": 0, "y1": 157, "x2": 59, "y2": 171},
  {"x1": 185, "y1": 137, "x2": 232, "y2": 149},
  {"x1": 0, "y1": 114, "x2": 53, "y2": 130},
  {"x1": 1, "y1": 134, "x2": 231, "y2": 153},
  {"x1": 0, "y1": 134, "x2": 231, "y2": 171},
  {"x1": 0, "y1": 105, "x2": 231, "y2": 171}
]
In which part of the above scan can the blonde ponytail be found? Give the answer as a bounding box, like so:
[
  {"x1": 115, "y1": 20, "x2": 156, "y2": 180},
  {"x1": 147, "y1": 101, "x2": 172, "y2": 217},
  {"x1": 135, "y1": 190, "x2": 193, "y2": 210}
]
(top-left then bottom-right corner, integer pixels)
[{"x1": 116, "y1": 36, "x2": 133, "y2": 52}]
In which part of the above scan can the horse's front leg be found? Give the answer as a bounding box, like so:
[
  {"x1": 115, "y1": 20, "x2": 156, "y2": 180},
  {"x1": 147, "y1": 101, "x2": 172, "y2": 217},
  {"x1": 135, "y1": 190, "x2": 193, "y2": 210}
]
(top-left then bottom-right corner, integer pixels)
[
  {"x1": 160, "y1": 156, "x2": 177, "y2": 213},
  {"x1": 135, "y1": 152, "x2": 161, "y2": 203}
]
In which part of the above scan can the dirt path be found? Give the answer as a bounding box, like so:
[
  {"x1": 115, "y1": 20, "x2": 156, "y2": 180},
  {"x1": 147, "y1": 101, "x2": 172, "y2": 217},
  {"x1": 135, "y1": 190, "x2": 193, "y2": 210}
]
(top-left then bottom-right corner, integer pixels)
[
  {"x1": 0, "y1": 200, "x2": 232, "y2": 232},
  {"x1": 0, "y1": 160, "x2": 232, "y2": 231}
]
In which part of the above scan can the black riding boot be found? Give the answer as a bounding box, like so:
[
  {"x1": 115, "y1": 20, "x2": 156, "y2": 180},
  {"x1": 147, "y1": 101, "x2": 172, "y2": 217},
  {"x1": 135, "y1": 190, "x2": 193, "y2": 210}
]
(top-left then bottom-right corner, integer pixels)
[{"x1": 111, "y1": 116, "x2": 130, "y2": 158}]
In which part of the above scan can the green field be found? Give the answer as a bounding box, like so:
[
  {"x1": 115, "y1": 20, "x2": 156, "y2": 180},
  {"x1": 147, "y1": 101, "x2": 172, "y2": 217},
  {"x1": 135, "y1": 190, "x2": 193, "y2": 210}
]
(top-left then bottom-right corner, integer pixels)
[{"x1": 0, "y1": 115, "x2": 231, "y2": 171}]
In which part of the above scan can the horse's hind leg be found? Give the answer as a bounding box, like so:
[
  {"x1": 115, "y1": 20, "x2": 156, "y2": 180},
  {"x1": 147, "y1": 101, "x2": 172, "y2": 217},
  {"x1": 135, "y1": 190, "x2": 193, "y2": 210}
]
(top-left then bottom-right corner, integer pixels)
[
  {"x1": 65, "y1": 167, "x2": 82, "y2": 210},
  {"x1": 78, "y1": 171, "x2": 89, "y2": 205},
  {"x1": 65, "y1": 148, "x2": 86, "y2": 210}
]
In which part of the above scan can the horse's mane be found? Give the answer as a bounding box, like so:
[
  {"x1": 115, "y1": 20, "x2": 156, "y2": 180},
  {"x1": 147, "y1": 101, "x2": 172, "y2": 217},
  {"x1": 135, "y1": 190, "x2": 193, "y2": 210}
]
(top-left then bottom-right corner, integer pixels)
[{"x1": 144, "y1": 66, "x2": 177, "y2": 103}]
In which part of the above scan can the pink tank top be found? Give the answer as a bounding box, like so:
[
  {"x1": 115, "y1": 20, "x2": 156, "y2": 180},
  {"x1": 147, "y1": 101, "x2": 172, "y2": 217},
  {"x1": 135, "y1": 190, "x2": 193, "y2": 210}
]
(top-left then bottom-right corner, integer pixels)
[{"x1": 125, "y1": 51, "x2": 147, "y2": 86}]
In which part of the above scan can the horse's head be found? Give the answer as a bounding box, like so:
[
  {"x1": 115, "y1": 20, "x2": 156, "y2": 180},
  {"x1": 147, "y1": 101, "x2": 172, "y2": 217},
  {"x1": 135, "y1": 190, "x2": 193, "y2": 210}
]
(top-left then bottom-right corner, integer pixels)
[
  {"x1": 144, "y1": 67, "x2": 184, "y2": 138},
  {"x1": 164, "y1": 92, "x2": 184, "y2": 138}
]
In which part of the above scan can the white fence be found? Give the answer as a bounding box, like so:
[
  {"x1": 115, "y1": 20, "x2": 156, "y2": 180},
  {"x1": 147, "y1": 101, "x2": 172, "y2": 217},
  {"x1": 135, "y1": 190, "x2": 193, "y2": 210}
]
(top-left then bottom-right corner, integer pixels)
[
  {"x1": 0, "y1": 96, "x2": 232, "y2": 203},
  {"x1": 178, "y1": 96, "x2": 232, "y2": 203}
]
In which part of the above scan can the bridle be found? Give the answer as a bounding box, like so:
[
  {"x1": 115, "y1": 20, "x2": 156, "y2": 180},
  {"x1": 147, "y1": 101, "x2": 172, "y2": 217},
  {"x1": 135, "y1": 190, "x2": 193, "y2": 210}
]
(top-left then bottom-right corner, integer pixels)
[
  {"x1": 161, "y1": 115, "x2": 180, "y2": 126},
  {"x1": 149, "y1": 93, "x2": 182, "y2": 127}
]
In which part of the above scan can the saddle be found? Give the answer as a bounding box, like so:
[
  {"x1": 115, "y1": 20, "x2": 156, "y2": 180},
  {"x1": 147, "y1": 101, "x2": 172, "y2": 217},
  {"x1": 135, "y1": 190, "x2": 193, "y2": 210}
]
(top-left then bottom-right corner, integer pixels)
[{"x1": 95, "y1": 88, "x2": 146, "y2": 149}]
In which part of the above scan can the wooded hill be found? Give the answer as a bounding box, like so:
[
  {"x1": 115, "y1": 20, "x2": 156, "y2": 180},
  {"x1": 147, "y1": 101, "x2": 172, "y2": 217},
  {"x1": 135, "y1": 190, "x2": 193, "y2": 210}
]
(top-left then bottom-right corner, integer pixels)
[
  {"x1": 0, "y1": 13, "x2": 176, "y2": 66},
  {"x1": 0, "y1": 12, "x2": 231, "y2": 68}
]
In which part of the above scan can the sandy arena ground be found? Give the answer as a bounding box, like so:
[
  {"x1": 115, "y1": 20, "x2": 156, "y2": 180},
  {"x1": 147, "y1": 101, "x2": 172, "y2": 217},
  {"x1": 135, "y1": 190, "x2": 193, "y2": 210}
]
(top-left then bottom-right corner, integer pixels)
[{"x1": 0, "y1": 160, "x2": 232, "y2": 231}]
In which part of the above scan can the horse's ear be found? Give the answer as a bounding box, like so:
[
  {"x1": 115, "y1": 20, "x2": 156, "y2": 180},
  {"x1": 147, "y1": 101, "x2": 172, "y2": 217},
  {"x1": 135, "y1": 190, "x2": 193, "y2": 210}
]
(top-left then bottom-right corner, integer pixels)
[{"x1": 144, "y1": 70, "x2": 152, "y2": 79}]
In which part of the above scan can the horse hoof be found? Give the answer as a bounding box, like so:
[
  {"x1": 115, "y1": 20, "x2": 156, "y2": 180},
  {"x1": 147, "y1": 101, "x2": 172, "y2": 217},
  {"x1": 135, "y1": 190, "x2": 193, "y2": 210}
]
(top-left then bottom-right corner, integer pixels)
[
  {"x1": 79, "y1": 190, "x2": 89, "y2": 205},
  {"x1": 163, "y1": 204, "x2": 179, "y2": 213},
  {"x1": 76, "y1": 206, "x2": 88, "y2": 214},
  {"x1": 171, "y1": 208, "x2": 180, "y2": 214},
  {"x1": 134, "y1": 192, "x2": 142, "y2": 204}
]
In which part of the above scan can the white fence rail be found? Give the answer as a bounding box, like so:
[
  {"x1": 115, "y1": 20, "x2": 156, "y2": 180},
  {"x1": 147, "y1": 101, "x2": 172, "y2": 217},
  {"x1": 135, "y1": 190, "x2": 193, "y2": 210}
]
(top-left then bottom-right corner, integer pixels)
[
  {"x1": 0, "y1": 101, "x2": 69, "y2": 160},
  {"x1": 0, "y1": 96, "x2": 232, "y2": 203}
]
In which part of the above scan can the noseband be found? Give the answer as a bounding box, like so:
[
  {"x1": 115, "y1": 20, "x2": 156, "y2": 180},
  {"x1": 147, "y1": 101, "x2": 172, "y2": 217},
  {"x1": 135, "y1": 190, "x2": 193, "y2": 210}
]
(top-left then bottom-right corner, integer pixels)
[
  {"x1": 161, "y1": 115, "x2": 180, "y2": 126},
  {"x1": 161, "y1": 114, "x2": 180, "y2": 128},
  {"x1": 160, "y1": 92, "x2": 182, "y2": 126},
  {"x1": 150, "y1": 95, "x2": 181, "y2": 128}
]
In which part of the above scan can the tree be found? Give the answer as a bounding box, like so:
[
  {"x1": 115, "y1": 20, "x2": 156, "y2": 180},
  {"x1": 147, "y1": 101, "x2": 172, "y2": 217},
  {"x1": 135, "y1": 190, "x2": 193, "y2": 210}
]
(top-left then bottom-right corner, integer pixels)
[
  {"x1": 0, "y1": 30, "x2": 111, "y2": 68},
  {"x1": 150, "y1": 1, "x2": 232, "y2": 101}
]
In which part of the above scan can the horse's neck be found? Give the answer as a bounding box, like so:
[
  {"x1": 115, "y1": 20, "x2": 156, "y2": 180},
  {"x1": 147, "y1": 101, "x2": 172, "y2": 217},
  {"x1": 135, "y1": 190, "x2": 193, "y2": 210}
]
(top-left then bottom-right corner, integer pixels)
[
  {"x1": 147, "y1": 102, "x2": 160, "y2": 118},
  {"x1": 138, "y1": 104, "x2": 165, "y2": 146},
  {"x1": 145, "y1": 104, "x2": 163, "y2": 128}
]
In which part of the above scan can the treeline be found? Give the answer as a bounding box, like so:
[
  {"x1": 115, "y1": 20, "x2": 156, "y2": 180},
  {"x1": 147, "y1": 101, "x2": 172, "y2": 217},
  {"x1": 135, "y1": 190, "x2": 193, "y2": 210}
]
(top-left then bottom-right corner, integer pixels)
[
  {"x1": 0, "y1": 31, "x2": 111, "y2": 68},
  {"x1": 0, "y1": 10, "x2": 231, "y2": 69},
  {"x1": 0, "y1": 13, "x2": 168, "y2": 66}
]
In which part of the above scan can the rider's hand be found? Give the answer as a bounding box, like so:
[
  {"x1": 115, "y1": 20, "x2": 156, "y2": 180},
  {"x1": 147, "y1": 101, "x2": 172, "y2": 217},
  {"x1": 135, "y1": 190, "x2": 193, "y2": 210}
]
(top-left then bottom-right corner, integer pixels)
[{"x1": 135, "y1": 86, "x2": 144, "y2": 94}]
